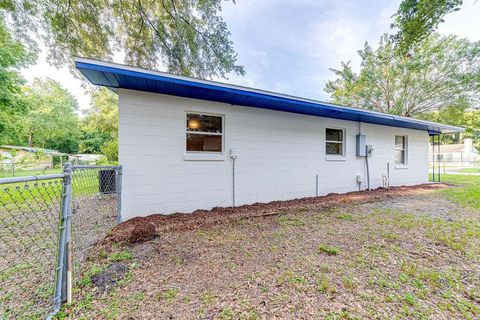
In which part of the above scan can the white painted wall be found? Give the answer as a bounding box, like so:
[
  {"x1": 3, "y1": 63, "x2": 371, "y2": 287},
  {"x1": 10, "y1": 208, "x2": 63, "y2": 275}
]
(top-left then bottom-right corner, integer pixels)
[{"x1": 118, "y1": 89, "x2": 429, "y2": 220}]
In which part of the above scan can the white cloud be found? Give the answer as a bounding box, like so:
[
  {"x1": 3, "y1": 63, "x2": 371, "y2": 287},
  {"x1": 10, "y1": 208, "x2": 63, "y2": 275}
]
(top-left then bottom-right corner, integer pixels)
[{"x1": 438, "y1": 0, "x2": 480, "y2": 40}]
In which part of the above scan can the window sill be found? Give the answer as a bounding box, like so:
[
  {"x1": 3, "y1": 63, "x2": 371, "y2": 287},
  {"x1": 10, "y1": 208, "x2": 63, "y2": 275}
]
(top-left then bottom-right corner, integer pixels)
[
  {"x1": 395, "y1": 164, "x2": 408, "y2": 169},
  {"x1": 184, "y1": 153, "x2": 226, "y2": 161},
  {"x1": 326, "y1": 156, "x2": 347, "y2": 162}
]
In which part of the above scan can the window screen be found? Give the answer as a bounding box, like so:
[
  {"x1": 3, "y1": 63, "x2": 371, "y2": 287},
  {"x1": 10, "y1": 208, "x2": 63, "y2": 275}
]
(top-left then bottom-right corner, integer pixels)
[{"x1": 186, "y1": 113, "x2": 223, "y2": 152}]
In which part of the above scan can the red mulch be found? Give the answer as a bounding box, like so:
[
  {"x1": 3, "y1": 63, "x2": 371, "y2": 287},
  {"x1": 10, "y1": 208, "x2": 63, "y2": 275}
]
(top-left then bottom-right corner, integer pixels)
[{"x1": 104, "y1": 183, "x2": 449, "y2": 245}]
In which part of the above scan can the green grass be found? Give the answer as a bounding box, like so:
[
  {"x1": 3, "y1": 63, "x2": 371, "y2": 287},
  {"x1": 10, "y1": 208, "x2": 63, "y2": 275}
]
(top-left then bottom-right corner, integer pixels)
[
  {"x1": 0, "y1": 169, "x2": 103, "y2": 206},
  {"x1": 108, "y1": 249, "x2": 133, "y2": 262},
  {"x1": 436, "y1": 174, "x2": 480, "y2": 209},
  {"x1": 0, "y1": 167, "x2": 63, "y2": 179},
  {"x1": 319, "y1": 244, "x2": 340, "y2": 255},
  {"x1": 458, "y1": 168, "x2": 480, "y2": 173}
]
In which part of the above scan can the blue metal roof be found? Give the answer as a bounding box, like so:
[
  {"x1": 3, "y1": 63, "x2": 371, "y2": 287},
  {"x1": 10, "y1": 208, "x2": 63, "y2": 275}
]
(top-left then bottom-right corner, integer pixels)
[{"x1": 75, "y1": 58, "x2": 463, "y2": 135}]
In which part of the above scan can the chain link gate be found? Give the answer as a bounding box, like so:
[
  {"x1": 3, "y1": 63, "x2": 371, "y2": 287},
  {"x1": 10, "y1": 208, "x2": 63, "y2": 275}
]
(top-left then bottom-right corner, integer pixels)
[
  {"x1": 0, "y1": 163, "x2": 122, "y2": 319},
  {"x1": 71, "y1": 165, "x2": 122, "y2": 282}
]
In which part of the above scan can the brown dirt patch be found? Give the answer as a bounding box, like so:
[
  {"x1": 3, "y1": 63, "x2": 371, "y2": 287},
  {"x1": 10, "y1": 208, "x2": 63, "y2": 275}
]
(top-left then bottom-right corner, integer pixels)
[
  {"x1": 105, "y1": 183, "x2": 448, "y2": 245},
  {"x1": 90, "y1": 262, "x2": 129, "y2": 292}
]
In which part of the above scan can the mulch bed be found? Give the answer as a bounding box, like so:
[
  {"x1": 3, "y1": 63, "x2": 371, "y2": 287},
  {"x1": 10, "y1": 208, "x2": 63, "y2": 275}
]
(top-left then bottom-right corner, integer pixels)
[{"x1": 105, "y1": 183, "x2": 449, "y2": 245}]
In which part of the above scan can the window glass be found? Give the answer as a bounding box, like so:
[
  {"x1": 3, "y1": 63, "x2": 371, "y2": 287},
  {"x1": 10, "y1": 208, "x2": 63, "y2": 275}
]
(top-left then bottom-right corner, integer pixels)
[
  {"x1": 326, "y1": 128, "x2": 343, "y2": 142},
  {"x1": 186, "y1": 113, "x2": 223, "y2": 152},
  {"x1": 186, "y1": 114, "x2": 222, "y2": 133},
  {"x1": 395, "y1": 135, "x2": 405, "y2": 149},
  {"x1": 186, "y1": 134, "x2": 222, "y2": 152},
  {"x1": 326, "y1": 142, "x2": 342, "y2": 155},
  {"x1": 394, "y1": 135, "x2": 407, "y2": 165},
  {"x1": 395, "y1": 150, "x2": 405, "y2": 164},
  {"x1": 326, "y1": 128, "x2": 345, "y2": 156}
]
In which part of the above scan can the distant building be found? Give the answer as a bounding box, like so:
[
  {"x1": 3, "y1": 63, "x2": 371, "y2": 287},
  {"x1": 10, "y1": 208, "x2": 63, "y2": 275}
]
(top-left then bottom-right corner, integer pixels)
[
  {"x1": 69, "y1": 154, "x2": 104, "y2": 164},
  {"x1": 0, "y1": 145, "x2": 66, "y2": 171},
  {"x1": 429, "y1": 138, "x2": 479, "y2": 162}
]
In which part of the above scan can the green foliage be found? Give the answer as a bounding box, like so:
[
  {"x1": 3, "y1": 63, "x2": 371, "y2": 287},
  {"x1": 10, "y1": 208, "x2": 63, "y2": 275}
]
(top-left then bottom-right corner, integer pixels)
[
  {"x1": 420, "y1": 107, "x2": 480, "y2": 146},
  {"x1": 391, "y1": 0, "x2": 463, "y2": 54},
  {"x1": 82, "y1": 88, "x2": 118, "y2": 139},
  {"x1": 78, "y1": 131, "x2": 110, "y2": 154},
  {"x1": 1, "y1": 0, "x2": 244, "y2": 79},
  {"x1": 80, "y1": 88, "x2": 118, "y2": 159},
  {"x1": 325, "y1": 34, "x2": 480, "y2": 117},
  {"x1": 21, "y1": 78, "x2": 81, "y2": 153},
  {"x1": 100, "y1": 139, "x2": 118, "y2": 162},
  {"x1": 0, "y1": 19, "x2": 34, "y2": 145}
]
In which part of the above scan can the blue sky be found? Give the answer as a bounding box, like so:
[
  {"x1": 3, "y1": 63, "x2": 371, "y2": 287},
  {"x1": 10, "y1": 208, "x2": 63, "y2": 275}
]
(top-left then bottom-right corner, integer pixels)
[{"x1": 22, "y1": 0, "x2": 480, "y2": 111}]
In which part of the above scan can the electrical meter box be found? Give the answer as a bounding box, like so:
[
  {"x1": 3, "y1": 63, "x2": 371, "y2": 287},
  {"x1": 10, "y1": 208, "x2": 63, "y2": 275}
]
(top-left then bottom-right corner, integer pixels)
[{"x1": 356, "y1": 134, "x2": 367, "y2": 157}]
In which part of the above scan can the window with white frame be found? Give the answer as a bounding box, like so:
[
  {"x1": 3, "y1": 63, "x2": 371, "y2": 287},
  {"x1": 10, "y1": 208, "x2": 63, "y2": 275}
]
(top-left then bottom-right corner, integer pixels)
[
  {"x1": 395, "y1": 135, "x2": 407, "y2": 165},
  {"x1": 186, "y1": 113, "x2": 223, "y2": 152},
  {"x1": 326, "y1": 128, "x2": 345, "y2": 156}
]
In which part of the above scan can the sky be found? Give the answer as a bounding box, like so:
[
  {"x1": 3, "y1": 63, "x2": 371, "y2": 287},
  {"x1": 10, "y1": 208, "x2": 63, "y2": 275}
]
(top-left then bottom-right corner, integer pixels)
[{"x1": 21, "y1": 0, "x2": 480, "y2": 112}]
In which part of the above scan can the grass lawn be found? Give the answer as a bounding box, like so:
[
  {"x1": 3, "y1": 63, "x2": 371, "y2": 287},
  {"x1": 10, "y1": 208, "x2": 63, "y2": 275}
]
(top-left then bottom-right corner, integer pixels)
[
  {"x1": 438, "y1": 174, "x2": 480, "y2": 209},
  {"x1": 58, "y1": 180, "x2": 480, "y2": 320},
  {"x1": 459, "y1": 168, "x2": 480, "y2": 173},
  {"x1": 0, "y1": 168, "x2": 62, "y2": 178}
]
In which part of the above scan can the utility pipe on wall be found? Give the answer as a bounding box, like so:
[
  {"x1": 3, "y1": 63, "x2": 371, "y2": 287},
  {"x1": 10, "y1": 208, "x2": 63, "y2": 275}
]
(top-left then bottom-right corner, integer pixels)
[
  {"x1": 230, "y1": 148, "x2": 238, "y2": 207},
  {"x1": 365, "y1": 145, "x2": 373, "y2": 191}
]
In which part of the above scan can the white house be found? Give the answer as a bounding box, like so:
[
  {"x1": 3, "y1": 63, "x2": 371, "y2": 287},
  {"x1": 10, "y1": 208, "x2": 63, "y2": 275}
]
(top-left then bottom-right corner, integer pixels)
[
  {"x1": 429, "y1": 138, "x2": 479, "y2": 163},
  {"x1": 76, "y1": 58, "x2": 463, "y2": 221}
]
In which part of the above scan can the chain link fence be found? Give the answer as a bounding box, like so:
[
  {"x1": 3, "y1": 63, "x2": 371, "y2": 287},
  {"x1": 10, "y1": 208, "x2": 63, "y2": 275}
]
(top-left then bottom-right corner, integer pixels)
[
  {"x1": 0, "y1": 164, "x2": 121, "y2": 319},
  {"x1": 0, "y1": 162, "x2": 63, "y2": 178},
  {"x1": 0, "y1": 174, "x2": 64, "y2": 319},
  {"x1": 71, "y1": 165, "x2": 122, "y2": 281}
]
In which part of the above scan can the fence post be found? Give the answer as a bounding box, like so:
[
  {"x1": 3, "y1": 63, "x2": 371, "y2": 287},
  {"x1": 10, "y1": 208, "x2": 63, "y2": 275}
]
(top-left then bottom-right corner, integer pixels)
[
  {"x1": 116, "y1": 166, "x2": 123, "y2": 223},
  {"x1": 51, "y1": 162, "x2": 73, "y2": 315}
]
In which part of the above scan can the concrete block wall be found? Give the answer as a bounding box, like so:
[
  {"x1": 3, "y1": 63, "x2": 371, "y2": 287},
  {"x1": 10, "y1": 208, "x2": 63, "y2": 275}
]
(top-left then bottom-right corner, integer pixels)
[{"x1": 119, "y1": 89, "x2": 429, "y2": 220}]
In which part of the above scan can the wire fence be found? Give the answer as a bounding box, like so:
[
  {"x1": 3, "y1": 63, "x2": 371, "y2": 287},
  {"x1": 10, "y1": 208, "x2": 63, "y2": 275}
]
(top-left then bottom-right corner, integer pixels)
[
  {"x1": 71, "y1": 166, "x2": 122, "y2": 282},
  {"x1": 0, "y1": 175, "x2": 64, "y2": 319},
  {"x1": 0, "y1": 162, "x2": 63, "y2": 178},
  {"x1": 0, "y1": 164, "x2": 121, "y2": 319}
]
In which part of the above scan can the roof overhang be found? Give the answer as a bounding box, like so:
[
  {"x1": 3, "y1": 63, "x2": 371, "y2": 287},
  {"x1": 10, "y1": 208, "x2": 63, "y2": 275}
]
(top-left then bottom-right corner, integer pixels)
[{"x1": 75, "y1": 58, "x2": 464, "y2": 135}]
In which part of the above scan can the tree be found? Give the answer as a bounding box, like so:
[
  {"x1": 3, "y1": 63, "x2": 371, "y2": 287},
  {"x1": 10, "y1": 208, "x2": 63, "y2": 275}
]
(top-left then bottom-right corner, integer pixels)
[
  {"x1": 1, "y1": 0, "x2": 244, "y2": 79},
  {"x1": 391, "y1": 0, "x2": 463, "y2": 54},
  {"x1": 421, "y1": 106, "x2": 480, "y2": 145},
  {"x1": 0, "y1": 19, "x2": 34, "y2": 145},
  {"x1": 100, "y1": 140, "x2": 118, "y2": 162},
  {"x1": 22, "y1": 78, "x2": 81, "y2": 153},
  {"x1": 80, "y1": 87, "x2": 118, "y2": 159},
  {"x1": 82, "y1": 88, "x2": 118, "y2": 139},
  {"x1": 324, "y1": 34, "x2": 480, "y2": 117}
]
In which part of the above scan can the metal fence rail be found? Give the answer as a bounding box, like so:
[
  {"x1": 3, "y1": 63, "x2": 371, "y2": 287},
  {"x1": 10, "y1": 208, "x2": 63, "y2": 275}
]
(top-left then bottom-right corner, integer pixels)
[
  {"x1": 0, "y1": 173, "x2": 65, "y2": 319},
  {"x1": 0, "y1": 163, "x2": 122, "y2": 319}
]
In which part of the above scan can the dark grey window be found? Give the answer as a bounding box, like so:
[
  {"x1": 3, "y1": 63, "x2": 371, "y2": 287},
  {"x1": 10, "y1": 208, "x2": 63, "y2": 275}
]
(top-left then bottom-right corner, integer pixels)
[{"x1": 326, "y1": 128, "x2": 345, "y2": 156}]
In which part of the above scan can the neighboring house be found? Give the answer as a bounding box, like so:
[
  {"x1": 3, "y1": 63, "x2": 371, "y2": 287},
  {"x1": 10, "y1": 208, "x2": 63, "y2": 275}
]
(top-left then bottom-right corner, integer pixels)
[
  {"x1": 0, "y1": 145, "x2": 66, "y2": 171},
  {"x1": 429, "y1": 138, "x2": 479, "y2": 162},
  {"x1": 69, "y1": 154, "x2": 104, "y2": 164},
  {"x1": 76, "y1": 58, "x2": 463, "y2": 221}
]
